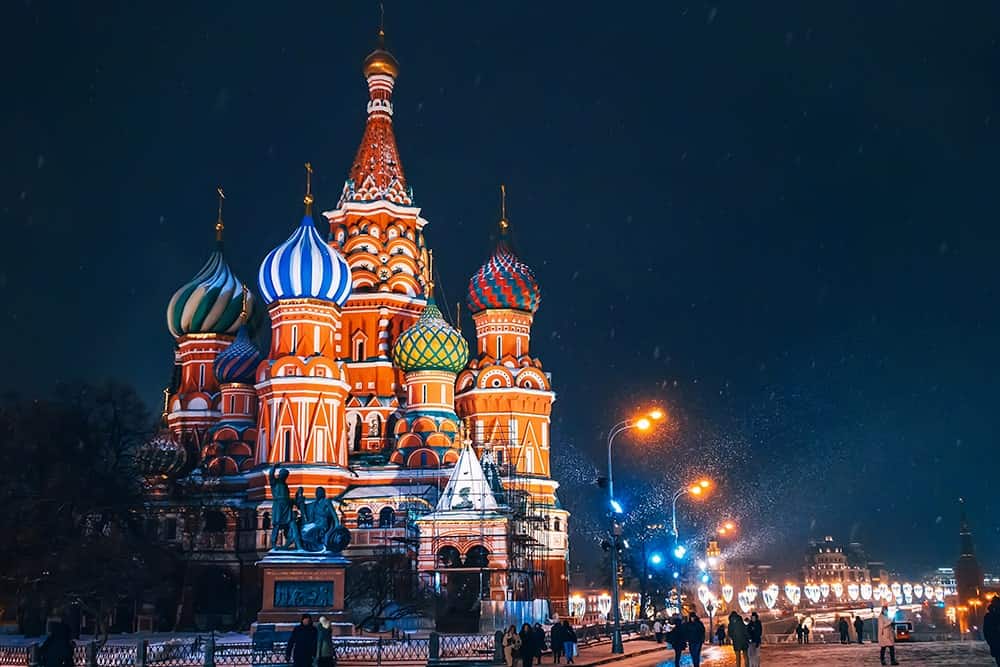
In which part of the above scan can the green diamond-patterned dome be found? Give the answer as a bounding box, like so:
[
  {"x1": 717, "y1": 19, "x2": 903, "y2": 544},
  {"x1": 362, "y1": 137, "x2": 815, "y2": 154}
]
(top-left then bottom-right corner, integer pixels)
[{"x1": 392, "y1": 299, "x2": 469, "y2": 374}]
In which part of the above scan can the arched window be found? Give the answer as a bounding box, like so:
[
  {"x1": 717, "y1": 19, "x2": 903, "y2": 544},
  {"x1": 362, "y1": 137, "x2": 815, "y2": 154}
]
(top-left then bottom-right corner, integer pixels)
[
  {"x1": 355, "y1": 339, "x2": 366, "y2": 361},
  {"x1": 554, "y1": 517, "x2": 562, "y2": 532},
  {"x1": 437, "y1": 546, "x2": 462, "y2": 568},
  {"x1": 378, "y1": 507, "x2": 395, "y2": 528},
  {"x1": 465, "y1": 545, "x2": 490, "y2": 568},
  {"x1": 420, "y1": 451, "x2": 428, "y2": 467},
  {"x1": 204, "y1": 510, "x2": 226, "y2": 533},
  {"x1": 357, "y1": 507, "x2": 374, "y2": 528}
]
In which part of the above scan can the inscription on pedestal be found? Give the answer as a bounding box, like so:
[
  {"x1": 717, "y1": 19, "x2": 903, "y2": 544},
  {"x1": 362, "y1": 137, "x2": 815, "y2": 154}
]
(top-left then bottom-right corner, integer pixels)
[{"x1": 274, "y1": 581, "x2": 334, "y2": 608}]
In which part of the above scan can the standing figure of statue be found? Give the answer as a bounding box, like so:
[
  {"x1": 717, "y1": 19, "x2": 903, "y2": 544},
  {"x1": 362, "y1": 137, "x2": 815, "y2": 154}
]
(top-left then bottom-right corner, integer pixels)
[{"x1": 268, "y1": 465, "x2": 302, "y2": 550}]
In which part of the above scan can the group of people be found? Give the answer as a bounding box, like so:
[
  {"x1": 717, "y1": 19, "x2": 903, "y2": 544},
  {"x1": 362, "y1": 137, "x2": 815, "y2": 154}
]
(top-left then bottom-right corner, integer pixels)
[
  {"x1": 715, "y1": 611, "x2": 763, "y2": 667},
  {"x1": 834, "y1": 614, "x2": 866, "y2": 644},
  {"x1": 657, "y1": 612, "x2": 708, "y2": 667},
  {"x1": 502, "y1": 621, "x2": 578, "y2": 667},
  {"x1": 285, "y1": 614, "x2": 336, "y2": 667}
]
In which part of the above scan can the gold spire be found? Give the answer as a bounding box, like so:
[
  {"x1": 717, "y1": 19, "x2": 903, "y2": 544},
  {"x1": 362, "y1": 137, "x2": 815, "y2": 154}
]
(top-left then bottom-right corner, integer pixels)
[
  {"x1": 499, "y1": 184, "x2": 509, "y2": 234},
  {"x1": 455, "y1": 302, "x2": 462, "y2": 333},
  {"x1": 426, "y1": 249, "x2": 435, "y2": 297},
  {"x1": 378, "y1": 2, "x2": 386, "y2": 46},
  {"x1": 303, "y1": 162, "x2": 314, "y2": 215},
  {"x1": 238, "y1": 283, "x2": 250, "y2": 324},
  {"x1": 161, "y1": 388, "x2": 170, "y2": 420},
  {"x1": 363, "y1": 2, "x2": 400, "y2": 79},
  {"x1": 215, "y1": 186, "x2": 225, "y2": 243}
]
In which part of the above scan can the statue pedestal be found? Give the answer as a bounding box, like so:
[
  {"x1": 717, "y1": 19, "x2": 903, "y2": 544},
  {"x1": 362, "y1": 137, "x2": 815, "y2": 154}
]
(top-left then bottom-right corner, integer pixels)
[{"x1": 253, "y1": 552, "x2": 353, "y2": 635}]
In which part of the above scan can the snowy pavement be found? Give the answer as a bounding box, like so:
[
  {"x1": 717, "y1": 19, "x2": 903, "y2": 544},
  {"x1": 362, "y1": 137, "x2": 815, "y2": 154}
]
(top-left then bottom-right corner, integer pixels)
[{"x1": 598, "y1": 641, "x2": 996, "y2": 666}]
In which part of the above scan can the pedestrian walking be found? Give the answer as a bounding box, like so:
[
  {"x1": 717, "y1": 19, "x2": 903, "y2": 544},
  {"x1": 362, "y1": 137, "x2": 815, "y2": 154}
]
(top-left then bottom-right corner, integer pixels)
[
  {"x1": 983, "y1": 596, "x2": 1000, "y2": 667},
  {"x1": 285, "y1": 614, "x2": 318, "y2": 667},
  {"x1": 853, "y1": 615, "x2": 864, "y2": 644},
  {"x1": 561, "y1": 621, "x2": 578, "y2": 665},
  {"x1": 877, "y1": 605, "x2": 898, "y2": 666},
  {"x1": 519, "y1": 623, "x2": 537, "y2": 667},
  {"x1": 316, "y1": 616, "x2": 334, "y2": 667},
  {"x1": 550, "y1": 621, "x2": 564, "y2": 664},
  {"x1": 746, "y1": 612, "x2": 762, "y2": 667},
  {"x1": 665, "y1": 615, "x2": 686, "y2": 667},
  {"x1": 795, "y1": 621, "x2": 804, "y2": 644},
  {"x1": 503, "y1": 625, "x2": 521, "y2": 667},
  {"x1": 715, "y1": 623, "x2": 726, "y2": 645},
  {"x1": 653, "y1": 618, "x2": 663, "y2": 643},
  {"x1": 838, "y1": 616, "x2": 849, "y2": 644},
  {"x1": 533, "y1": 623, "x2": 546, "y2": 665},
  {"x1": 727, "y1": 611, "x2": 749, "y2": 667},
  {"x1": 801, "y1": 621, "x2": 810, "y2": 644},
  {"x1": 40, "y1": 619, "x2": 73, "y2": 667},
  {"x1": 683, "y1": 613, "x2": 706, "y2": 667}
]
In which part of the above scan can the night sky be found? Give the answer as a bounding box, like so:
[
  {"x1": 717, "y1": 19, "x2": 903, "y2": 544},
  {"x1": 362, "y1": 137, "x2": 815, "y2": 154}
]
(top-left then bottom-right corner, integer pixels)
[{"x1": 4, "y1": 2, "x2": 999, "y2": 574}]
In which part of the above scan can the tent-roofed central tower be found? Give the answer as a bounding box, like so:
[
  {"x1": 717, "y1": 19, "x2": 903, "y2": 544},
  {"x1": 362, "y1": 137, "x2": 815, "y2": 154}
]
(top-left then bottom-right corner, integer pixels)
[{"x1": 323, "y1": 26, "x2": 428, "y2": 459}]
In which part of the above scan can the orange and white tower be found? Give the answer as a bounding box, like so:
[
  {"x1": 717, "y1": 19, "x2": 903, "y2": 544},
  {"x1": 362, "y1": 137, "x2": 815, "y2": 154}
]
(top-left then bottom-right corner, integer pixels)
[
  {"x1": 252, "y1": 166, "x2": 354, "y2": 495},
  {"x1": 323, "y1": 27, "x2": 428, "y2": 456},
  {"x1": 165, "y1": 190, "x2": 255, "y2": 455},
  {"x1": 455, "y1": 187, "x2": 569, "y2": 613}
]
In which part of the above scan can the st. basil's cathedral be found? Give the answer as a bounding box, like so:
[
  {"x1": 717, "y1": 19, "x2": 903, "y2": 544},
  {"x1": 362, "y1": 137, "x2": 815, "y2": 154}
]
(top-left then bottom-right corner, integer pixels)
[{"x1": 140, "y1": 31, "x2": 569, "y2": 632}]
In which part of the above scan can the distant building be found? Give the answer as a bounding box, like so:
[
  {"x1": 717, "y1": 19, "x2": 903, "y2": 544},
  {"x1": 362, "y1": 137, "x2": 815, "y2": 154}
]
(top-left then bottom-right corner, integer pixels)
[
  {"x1": 954, "y1": 499, "x2": 984, "y2": 604},
  {"x1": 803, "y1": 536, "x2": 871, "y2": 584},
  {"x1": 924, "y1": 567, "x2": 958, "y2": 597}
]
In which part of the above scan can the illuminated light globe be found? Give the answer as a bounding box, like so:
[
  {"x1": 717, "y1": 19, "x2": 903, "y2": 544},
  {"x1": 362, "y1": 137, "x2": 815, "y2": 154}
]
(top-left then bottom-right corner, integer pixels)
[
  {"x1": 861, "y1": 583, "x2": 873, "y2": 601},
  {"x1": 820, "y1": 583, "x2": 830, "y2": 599},
  {"x1": 737, "y1": 591, "x2": 753, "y2": 614},
  {"x1": 890, "y1": 582, "x2": 902, "y2": 598},
  {"x1": 597, "y1": 594, "x2": 612, "y2": 618},
  {"x1": 913, "y1": 584, "x2": 924, "y2": 599},
  {"x1": 934, "y1": 586, "x2": 944, "y2": 601},
  {"x1": 903, "y1": 583, "x2": 913, "y2": 598},
  {"x1": 805, "y1": 584, "x2": 821, "y2": 604},
  {"x1": 878, "y1": 584, "x2": 892, "y2": 602},
  {"x1": 832, "y1": 582, "x2": 844, "y2": 599},
  {"x1": 785, "y1": 584, "x2": 801, "y2": 606},
  {"x1": 745, "y1": 584, "x2": 758, "y2": 601},
  {"x1": 762, "y1": 586, "x2": 778, "y2": 610},
  {"x1": 569, "y1": 595, "x2": 586, "y2": 618},
  {"x1": 904, "y1": 593, "x2": 913, "y2": 604},
  {"x1": 848, "y1": 583, "x2": 859, "y2": 601},
  {"x1": 722, "y1": 584, "x2": 734, "y2": 603}
]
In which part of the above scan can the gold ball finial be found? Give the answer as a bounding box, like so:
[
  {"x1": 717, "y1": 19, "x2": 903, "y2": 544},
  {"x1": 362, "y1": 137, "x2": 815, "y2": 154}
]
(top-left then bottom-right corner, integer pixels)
[
  {"x1": 215, "y1": 186, "x2": 226, "y2": 243},
  {"x1": 303, "y1": 162, "x2": 314, "y2": 215},
  {"x1": 363, "y1": 3, "x2": 400, "y2": 78}
]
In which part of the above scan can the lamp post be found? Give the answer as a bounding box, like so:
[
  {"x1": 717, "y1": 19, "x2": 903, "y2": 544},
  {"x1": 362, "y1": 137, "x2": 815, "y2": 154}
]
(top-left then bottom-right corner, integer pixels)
[
  {"x1": 605, "y1": 409, "x2": 664, "y2": 654},
  {"x1": 670, "y1": 479, "x2": 711, "y2": 543}
]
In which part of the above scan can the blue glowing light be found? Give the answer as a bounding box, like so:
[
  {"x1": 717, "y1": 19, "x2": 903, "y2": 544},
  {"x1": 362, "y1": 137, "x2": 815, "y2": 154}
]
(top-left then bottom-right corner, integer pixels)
[
  {"x1": 650, "y1": 553, "x2": 663, "y2": 565},
  {"x1": 673, "y1": 545, "x2": 687, "y2": 559},
  {"x1": 610, "y1": 499, "x2": 624, "y2": 514},
  {"x1": 673, "y1": 571, "x2": 680, "y2": 579}
]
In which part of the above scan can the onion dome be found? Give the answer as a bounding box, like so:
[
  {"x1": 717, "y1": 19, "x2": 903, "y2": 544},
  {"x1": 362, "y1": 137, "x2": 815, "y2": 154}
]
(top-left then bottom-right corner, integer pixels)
[
  {"x1": 258, "y1": 164, "x2": 352, "y2": 306},
  {"x1": 363, "y1": 28, "x2": 400, "y2": 79},
  {"x1": 166, "y1": 189, "x2": 254, "y2": 337},
  {"x1": 392, "y1": 298, "x2": 470, "y2": 374},
  {"x1": 136, "y1": 429, "x2": 188, "y2": 478},
  {"x1": 466, "y1": 187, "x2": 541, "y2": 315},
  {"x1": 213, "y1": 325, "x2": 262, "y2": 384}
]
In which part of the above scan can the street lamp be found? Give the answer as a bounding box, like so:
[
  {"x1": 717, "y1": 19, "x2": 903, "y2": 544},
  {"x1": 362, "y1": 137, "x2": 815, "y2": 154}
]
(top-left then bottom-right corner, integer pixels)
[
  {"x1": 671, "y1": 478, "x2": 712, "y2": 541},
  {"x1": 605, "y1": 408, "x2": 665, "y2": 654}
]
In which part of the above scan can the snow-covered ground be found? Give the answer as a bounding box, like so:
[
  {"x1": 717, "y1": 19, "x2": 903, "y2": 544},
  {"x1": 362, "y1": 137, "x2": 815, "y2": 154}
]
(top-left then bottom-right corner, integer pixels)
[{"x1": 706, "y1": 641, "x2": 996, "y2": 666}]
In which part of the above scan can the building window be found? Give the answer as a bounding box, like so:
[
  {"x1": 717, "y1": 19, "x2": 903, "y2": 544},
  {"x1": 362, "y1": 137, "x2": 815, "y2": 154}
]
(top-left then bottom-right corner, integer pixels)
[
  {"x1": 283, "y1": 431, "x2": 292, "y2": 461},
  {"x1": 355, "y1": 339, "x2": 365, "y2": 361},
  {"x1": 421, "y1": 385, "x2": 428, "y2": 403},
  {"x1": 495, "y1": 449, "x2": 504, "y2": 465},
  {"x1": 420, "y1": 452, "x2": 428, "y2": 467},
  {"x1": 357, "y1": 507, "x2": 374, "y2": 528},
  {"x1": 199, "y1": 364, "x2": 205, "y2": 388},
  {"x1": 229, "y1": 396, "x2": 235, "y2": 413},
  {"x1": 291, "y1": 325, "x2": 298, "y2": 352},
  {"x1": 204, "y1": 510, "x2": 226, "y2": 533},
  {"x1": 554, "y1": 517, "x2": 562, "y2": 532},
  {"x1": 378, "y1": 507, "x2": 395, "y2": 528},
  {"x1": 496, "y1": 336, "x2": 503, "y2": 359},
  {"x1": 508, "y1": 418, "x2": 518, "y2": 445}
]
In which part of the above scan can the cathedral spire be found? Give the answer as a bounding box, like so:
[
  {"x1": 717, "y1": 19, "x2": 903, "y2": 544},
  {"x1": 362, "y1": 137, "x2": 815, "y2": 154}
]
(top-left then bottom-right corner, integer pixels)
[
  {"x1": 341, "y1": 11, "x2": 411, "y2": 206},
  {"x1": 215, "y1": 186, "x2": 225, "y2": 245}
]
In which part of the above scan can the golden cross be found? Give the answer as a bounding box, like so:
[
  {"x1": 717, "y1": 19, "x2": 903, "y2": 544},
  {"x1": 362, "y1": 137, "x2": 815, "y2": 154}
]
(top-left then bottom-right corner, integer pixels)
[
  {"x1": 499, "y1": 184, "x2": 509, "y2": 232},
  {"x1": 215, "y1": 186, "x2": 226, "y2": 241},
  {"x1": 303, "y1": 162, "x2": 314, "y2": 213}
]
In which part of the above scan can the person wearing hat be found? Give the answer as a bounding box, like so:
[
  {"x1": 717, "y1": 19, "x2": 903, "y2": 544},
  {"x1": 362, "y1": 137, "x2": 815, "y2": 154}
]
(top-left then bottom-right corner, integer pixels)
[{"x1": 984, "y1": 595, "x2": 1000, "y2": 666}]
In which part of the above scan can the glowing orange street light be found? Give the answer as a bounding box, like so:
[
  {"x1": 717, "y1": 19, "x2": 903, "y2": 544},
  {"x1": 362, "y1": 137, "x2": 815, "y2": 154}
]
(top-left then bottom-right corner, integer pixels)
[
  {"x1": 635, "y1": 417, "x2": 652, "y2": 431},
  {"x1": 672, "y1": 476, "x2": 714, "y2": 540}
]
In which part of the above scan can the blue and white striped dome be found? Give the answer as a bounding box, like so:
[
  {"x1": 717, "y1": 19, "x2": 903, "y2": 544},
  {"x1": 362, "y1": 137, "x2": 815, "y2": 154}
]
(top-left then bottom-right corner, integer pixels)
[{"x1": 258, "y1": 214, "x2": 352, "y2": 306}]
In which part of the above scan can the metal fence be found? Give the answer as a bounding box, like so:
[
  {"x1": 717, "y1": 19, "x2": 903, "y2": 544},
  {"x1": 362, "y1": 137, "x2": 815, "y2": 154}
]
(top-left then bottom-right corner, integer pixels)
[{"x1": 0, "y1": 622, "x2": 641, "y2": 667}]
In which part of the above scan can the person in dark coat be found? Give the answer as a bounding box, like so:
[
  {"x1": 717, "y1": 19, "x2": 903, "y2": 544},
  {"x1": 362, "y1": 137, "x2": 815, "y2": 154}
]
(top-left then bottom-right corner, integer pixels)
[
  {"x1": 561, "y1": 621, "x2": 577, "y2": 665},
  {"x1": 519, "y1": 623, "x2": 537, "y2": 667},
  {"x1": 682, "y1": 613, "x2": 706, "y2": 667},
  {"x1": 715, "y1": 624, "x2": 726, "y2": 645},
  {"x1": 795, "y1": 621, "x2": 804, "y2": 644},
  {"x1": 746, "y1": 612, "x2": 762, "y2": 667},
  {"x1": 40, "y1": 619, "x2": 73, "y2": 667},
  {"x1": 316, "y1": 616, "x2": 334, "y2": 667},
  {"x1": 838, "y1": 616, "x2": 849, "y2": 644},
  {"x1": 664, "y1": 616, "x2": 686, "y2": 667},
  {"x1": 286, "y1": 614, "x2": 318, "y2": 667},
  {"x1": 727, "y1": 612, "x2": 749, "y2": 667},
  {"x1": 550, "y1": 622, "x2": 565, "y2": 664},
  {"x1": 854, "y1": 615, "x2": 865, "y2": 644},
  {"x1": 983, "y1": 596, "x2": 1000, "y2": 667},
  {"x1": 532, "y1": 624, "x2": 547, "y2": 665}
]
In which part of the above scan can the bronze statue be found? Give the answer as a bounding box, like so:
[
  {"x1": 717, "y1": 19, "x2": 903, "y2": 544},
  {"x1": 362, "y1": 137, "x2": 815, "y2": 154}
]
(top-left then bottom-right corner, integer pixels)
[{"x1": 268, "y1": 465, "x2": 302, "y2": 550}]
